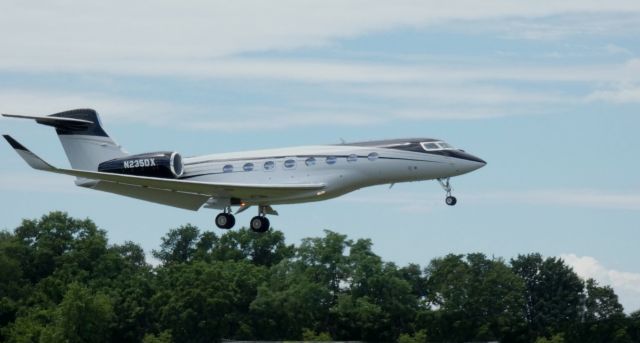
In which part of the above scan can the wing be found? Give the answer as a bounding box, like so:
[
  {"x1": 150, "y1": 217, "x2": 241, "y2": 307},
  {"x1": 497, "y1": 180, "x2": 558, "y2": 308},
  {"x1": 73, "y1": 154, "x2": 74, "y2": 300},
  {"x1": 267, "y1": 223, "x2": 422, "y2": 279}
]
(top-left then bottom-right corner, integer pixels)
[
  {"x1": 88, "y1": 181, "x2": 212, "y2": 210},
  {"x1": 3, "y1": 135, "x2": 325, "y2": 209}
]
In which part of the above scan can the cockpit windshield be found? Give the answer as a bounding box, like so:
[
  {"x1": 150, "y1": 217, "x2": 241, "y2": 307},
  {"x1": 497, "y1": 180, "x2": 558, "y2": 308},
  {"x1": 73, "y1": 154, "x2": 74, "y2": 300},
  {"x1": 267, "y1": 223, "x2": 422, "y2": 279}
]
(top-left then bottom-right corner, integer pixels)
[{"x1": 420, "y1": 141, "x2": 455, "y2": 151}]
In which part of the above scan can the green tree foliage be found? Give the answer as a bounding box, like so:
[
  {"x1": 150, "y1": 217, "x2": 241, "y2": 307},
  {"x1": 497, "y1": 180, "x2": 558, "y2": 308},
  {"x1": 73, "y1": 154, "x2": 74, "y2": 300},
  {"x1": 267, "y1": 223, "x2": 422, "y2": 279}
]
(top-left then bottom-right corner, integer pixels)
[
  {"x1": 628, "y1": 310, "x2": 640, "y2": 342},
  {"x1": 0, "y1": 212, "x2": 152, "y2": 342},
  {"x1": 301, "y1": 328, "x2": 332, "y2": 341},
  {"x1": 153, "y1": 225, "x2": 294, "y2": 267},
  {"x1": 151, "y1": 260, "x2": 267, "y2": 342},
  {"x1": 251, "y1": 258, "x2": 333, "y2": 339},
  {"x1": 397, "y1": 329, "x2": 428, "y2": 343},
  {"x1": 40, "y1": 282, "x2": 114, "y2": 343},
  {"x1": 152, "y1": 224, "x2": 201, "y2": 265},
  {"x1": 535, "y1": 333, "x2": 566, "y2": 343},
  {"x1": 0, "y1": 231, "x2": 25, "y2": 332},
  {"x1": 331, "y1": 238, "x2": 417, "y2": 341},
  {"x1": 142, "y1": 330, "x2": 172, "y2": 343},
  {"x1": 575, "y1": 279, "x2": 630, "y2": 342},
  {"x1": 209, "y1": 227, "x2": 294, "y2": 266},
  {"x1": 511, "y1": 253, "x2": 586, "y2": 338},
  {"x1": 584, "y1": 278, "x2": 624, "y2": 321},
  {"x1": 296, "y1": 230, "x2": 351, "y2": 297},
  {"x1": 1, "y1": 212, "x2": 639, "y2": 342},
  {"x1": 423, "y1": 253, "x2": 526, "y2": 342}
]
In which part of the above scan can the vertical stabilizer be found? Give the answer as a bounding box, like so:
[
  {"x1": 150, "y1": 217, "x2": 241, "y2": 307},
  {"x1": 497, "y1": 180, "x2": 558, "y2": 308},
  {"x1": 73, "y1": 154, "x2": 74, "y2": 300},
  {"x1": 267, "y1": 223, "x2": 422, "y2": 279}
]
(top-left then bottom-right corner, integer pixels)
[{"x1": 49, "y1": 109, "x2": 127, "y2": 170}]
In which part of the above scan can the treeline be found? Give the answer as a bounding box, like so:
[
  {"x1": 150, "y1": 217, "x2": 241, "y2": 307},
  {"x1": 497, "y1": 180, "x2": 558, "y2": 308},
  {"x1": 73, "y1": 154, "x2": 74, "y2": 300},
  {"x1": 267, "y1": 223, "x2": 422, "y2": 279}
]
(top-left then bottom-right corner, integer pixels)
[{"x1": 0, "y1": 212, "x2": 639, "y2": 343}]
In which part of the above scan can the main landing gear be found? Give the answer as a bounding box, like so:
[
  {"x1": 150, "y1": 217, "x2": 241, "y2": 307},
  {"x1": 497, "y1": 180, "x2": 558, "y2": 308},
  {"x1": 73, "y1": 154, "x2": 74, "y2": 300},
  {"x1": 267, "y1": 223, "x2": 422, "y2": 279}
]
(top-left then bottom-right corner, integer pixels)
[
  {"x1": 250, "y1": 216, "x2": 270, "y2": 233},
  {"x1": 250, "y1": 205, "x2": 270, "y2": 233},
  {"x1": 438, "y1": 177, "x2": 458, "y2": 206},
  {"x1": 215, "y1": 208, "x2": 235, "y2": 229},
  {"x1": 214, "y1": 205, "x2": 271, "y2": 233}
]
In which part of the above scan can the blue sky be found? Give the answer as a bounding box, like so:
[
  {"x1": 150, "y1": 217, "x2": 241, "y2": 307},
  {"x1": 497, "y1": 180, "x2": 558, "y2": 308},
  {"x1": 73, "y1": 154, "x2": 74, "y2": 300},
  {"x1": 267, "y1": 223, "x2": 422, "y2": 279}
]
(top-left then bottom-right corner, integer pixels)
[{"x1": 1, "y1": 1, "x2": 639, "y2": 311}]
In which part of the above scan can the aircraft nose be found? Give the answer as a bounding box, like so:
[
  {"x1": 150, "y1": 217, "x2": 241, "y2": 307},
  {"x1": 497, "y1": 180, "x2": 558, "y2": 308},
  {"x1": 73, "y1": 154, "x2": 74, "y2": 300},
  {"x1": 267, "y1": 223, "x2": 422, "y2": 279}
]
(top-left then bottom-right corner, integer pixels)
[
  {"x1": 468, "y1": 155, "x2": 487, "y2": 171},
  {"x1": 473, "y1": 155, "x2": 487, "y2": 167},
  {"x1": 450, "y1": 150, "x2": 486, "y2": 172}
]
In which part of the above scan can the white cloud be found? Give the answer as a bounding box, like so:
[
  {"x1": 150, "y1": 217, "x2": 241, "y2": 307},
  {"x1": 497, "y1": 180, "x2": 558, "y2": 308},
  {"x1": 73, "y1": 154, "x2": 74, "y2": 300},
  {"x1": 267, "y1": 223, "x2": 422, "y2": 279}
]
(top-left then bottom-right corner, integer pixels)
[
  {"x1": 181, "y1": 111, "x2": 384, "y2": 132},
  {"x1": 587, "y1": 84, "x2": 640, "y2": 103},
  {"x1": 346, "y1": 84, "x2": 573, "y2": 105},
  {"x1": 489, "y1": 14, "x2": 640, "y2": 41},
  {"x1": 0, "y1": 88, "x2": 548, "y2": 132},
  {"x1": 561, "y1": 254, "x2": 640, "y2": 313},
  {"x1": 0, "y1": 1, "x2": 639, "y2": 75},
  {"x1": 604, "y1": 44, "x2": 633, "y2": 56},
  {"x1": 0, "y1": 55, "x2": 636, "y2": 135},
  {"x1": 2, "y1": 57, "x2": 639, "y2": 85},
  {"x1": 0, "y1": 89, "x2": 388, "y2": 132}
]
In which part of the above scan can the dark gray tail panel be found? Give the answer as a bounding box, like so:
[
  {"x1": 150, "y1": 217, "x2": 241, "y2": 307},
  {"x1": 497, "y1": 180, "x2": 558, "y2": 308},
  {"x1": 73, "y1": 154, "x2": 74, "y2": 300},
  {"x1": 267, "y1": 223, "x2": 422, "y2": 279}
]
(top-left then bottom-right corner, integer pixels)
[{"x1": 40, "y1": 109, "x2": 109, "y2": 137}]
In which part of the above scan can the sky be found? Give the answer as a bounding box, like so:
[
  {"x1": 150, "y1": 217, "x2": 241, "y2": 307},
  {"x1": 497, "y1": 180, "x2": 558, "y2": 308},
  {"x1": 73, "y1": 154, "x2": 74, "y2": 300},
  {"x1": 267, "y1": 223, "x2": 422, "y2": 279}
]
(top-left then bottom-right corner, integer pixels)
[{"x1": 0, "y1": 0, "x2": 639, "y2": 312}]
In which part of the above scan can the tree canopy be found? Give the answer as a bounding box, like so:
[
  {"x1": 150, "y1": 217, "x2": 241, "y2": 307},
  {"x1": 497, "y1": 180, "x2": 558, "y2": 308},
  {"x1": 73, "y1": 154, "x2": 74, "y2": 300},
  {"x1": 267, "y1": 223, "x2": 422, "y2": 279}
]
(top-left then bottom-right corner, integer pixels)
[{"x1": 0, "y1": 212, "x2": 637, "y2": 342}]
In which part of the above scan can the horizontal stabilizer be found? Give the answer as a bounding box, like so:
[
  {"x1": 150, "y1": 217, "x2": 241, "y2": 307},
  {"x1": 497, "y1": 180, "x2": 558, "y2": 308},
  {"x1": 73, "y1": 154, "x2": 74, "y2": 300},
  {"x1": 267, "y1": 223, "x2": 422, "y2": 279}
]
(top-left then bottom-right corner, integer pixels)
[
  {"x1": 3, "y1": 113, "x2": 94, "y2": 127},
  {"x1": 3, "y1": 109, "x2": 109, "y2": 137}
]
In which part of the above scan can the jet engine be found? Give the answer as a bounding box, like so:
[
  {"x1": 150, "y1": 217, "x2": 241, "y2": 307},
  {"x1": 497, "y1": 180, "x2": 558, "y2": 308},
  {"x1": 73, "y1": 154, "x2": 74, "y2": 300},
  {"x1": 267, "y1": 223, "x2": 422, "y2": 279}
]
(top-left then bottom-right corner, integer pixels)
[{"x1": 98, "y1": 151, "x2": 184, "y2": 178}]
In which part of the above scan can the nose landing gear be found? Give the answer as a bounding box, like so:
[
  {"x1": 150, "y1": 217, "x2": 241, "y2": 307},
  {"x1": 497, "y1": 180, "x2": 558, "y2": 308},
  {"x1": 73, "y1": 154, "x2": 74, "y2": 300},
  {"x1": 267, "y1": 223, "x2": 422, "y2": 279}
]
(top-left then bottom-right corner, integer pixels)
[
  {"x1": 438, "y1": 178, "x2": 457, "y2": 206},
  {"x1": 445, "y1": 195, "x2": 457, "y2": 206}
]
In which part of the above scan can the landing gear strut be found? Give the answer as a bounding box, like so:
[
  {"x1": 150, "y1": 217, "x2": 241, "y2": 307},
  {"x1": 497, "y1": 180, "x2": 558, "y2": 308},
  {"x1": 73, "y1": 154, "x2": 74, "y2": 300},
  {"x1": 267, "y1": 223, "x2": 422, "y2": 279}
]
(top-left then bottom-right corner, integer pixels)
[
  {"x1": 250, "y1": 206, "x2": 271, "y2": 233},
  {"x1": 215, "y1": 207, "x2": 236, "y2": 229},
  {"x1": 438, "y1": 178, "x2": 457, "y2": 206}
]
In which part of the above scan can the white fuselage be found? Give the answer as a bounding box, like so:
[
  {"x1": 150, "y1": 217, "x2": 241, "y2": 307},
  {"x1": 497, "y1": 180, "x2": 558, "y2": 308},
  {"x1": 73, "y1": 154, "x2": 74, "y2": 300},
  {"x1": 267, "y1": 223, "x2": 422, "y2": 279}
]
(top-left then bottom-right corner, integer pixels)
[
  {"x1": 3, "y1": 109, "x2": 487, "y2": 228},
  {"x1": 181, "y1": 143, "x2": 485, "y2": 206}
]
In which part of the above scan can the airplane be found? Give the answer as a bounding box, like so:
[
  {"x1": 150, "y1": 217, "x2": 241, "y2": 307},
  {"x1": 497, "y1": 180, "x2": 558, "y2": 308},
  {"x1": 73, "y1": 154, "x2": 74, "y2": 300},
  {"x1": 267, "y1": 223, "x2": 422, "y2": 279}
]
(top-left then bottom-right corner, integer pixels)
[{"x1": 3, "y1": 109, "x2": 486, "y2": 233}]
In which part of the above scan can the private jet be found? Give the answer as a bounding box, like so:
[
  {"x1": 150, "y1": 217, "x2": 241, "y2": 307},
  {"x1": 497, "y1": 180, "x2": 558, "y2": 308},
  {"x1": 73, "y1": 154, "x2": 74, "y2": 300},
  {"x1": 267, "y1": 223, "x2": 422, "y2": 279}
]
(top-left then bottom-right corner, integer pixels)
[{"x1": 3, "y1": 109, "x2": 486, "y2": 232}]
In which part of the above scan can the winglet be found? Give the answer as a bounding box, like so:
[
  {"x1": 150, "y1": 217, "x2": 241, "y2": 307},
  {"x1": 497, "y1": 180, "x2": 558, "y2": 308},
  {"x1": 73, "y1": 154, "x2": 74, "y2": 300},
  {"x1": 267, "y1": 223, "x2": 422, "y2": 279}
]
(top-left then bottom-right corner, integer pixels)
[
  {"x1": 3, "y1": 134, "x2": 28, "y2": 150},
  {"x1": 3, "y1": 135, "x2": 56, "y2": 171}
]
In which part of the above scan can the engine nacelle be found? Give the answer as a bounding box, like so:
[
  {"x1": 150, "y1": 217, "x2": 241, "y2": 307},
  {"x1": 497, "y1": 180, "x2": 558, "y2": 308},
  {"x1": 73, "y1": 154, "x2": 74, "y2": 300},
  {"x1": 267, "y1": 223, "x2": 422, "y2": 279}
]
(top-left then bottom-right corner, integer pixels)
[{"x1": 98, "y1": 151, "x2": 184, "y2": 178}]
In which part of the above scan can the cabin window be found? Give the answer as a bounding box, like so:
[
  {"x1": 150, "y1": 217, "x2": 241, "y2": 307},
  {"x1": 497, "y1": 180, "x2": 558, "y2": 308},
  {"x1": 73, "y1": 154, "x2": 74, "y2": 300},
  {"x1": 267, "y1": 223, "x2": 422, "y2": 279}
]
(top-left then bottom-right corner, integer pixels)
[
  {"x1": 305, "y1": 157, "x2": 316, "y2": 166},
  {"x1": 367, "y1": 152, "x2": 379, "y2": 161},
  {"x1": 243, "y1": 163, "x2": 254, "y2": 172},
  {"x1": 223, "y1": 164, "x2": 233, "y2": 173},
  {"x1": 438, "y1": 142, "x2": 453, "y2": 149},
  {"x1": 326, "y1": 156, "x2": 337, "y2": 165},
  {"x1": 264, "y1": 161, "x2": 275, "y2": 171},
  {"x1": 284, "y1": 159, "x2": 296, "y2": 169},
  {"x1": 347, "y1": 154, "x2": 358, "y2": 162}
]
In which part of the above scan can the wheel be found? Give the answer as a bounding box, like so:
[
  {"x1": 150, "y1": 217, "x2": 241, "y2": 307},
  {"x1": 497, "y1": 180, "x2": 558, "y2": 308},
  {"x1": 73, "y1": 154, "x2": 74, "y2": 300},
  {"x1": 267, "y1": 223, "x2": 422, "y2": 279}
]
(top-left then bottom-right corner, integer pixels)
[
  {"x1": 215, "y1": 213, "x2": 235, "y2": 229},
  {"x1": 445, "y1": 196, "x2": 457, "y2": 206},
  {"x1": 250, "y1": 216, "x2": 270, "y2": 233}
]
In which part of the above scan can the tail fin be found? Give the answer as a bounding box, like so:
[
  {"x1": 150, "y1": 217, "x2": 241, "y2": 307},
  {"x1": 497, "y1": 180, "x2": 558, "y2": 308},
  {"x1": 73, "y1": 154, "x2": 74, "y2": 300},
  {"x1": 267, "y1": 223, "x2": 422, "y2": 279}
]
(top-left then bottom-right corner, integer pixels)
[{"x1": 3, "y1": 109, "x2": 127, "y2": 170}]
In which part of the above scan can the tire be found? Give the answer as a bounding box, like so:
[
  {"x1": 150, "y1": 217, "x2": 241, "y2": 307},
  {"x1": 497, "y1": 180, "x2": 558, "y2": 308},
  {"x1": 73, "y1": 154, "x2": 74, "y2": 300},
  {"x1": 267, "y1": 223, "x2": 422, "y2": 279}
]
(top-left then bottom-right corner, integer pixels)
[
  {"x1": 225, "y1": 214, "x2": 236, "y2": 229},
  {"x1": 250, "y1": 216, "x2": 270, "y2": 233},
  {"x1": 259, "y1": 217, "x2": 270, "y2": 233},
  {"x1": 445, "y1": 196, "x2": 457, "y2": 206},
  {"x1": 215, "y1": 213, "x2": 235, "y2": 229}
]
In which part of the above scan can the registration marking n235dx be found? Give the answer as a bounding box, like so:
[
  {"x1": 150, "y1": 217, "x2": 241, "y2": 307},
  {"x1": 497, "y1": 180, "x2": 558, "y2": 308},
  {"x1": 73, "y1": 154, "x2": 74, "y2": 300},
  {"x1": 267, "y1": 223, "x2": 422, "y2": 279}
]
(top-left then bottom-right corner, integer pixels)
[{"x1": 123, "y1": 159, "x2": 156, "y2": 168}]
